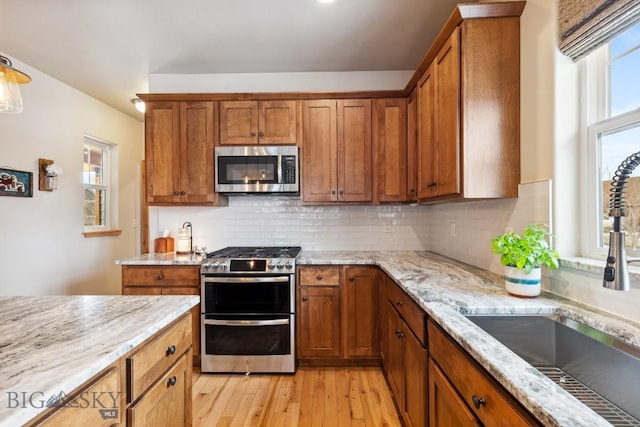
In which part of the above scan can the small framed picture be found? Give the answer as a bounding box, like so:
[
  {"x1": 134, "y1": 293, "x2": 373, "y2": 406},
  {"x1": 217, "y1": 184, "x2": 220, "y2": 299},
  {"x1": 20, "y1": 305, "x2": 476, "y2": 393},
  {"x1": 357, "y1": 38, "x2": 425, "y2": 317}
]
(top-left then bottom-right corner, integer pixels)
[{"x1": 0, "y1": 167, "x2": 33, "y2": 197}]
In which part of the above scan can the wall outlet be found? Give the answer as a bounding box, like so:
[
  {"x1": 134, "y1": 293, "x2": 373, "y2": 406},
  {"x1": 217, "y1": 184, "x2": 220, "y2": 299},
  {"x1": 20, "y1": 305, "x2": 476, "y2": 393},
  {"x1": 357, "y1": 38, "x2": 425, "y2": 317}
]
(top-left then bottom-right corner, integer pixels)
[
  {"x1": 383, "y1": 221, "x2": 392, "y2": 233},
  {"x1": 450, "y1": 223, "x2": 456, "y2": 237}
]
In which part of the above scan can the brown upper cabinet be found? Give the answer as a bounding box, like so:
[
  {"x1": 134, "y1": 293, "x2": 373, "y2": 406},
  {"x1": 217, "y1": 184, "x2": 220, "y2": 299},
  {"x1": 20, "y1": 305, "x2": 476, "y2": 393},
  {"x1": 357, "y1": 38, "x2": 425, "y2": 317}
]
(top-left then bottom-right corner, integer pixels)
[
  {"x1": 219, "y1": 100, "x2": 297, "y2": 145},
  {"x1": 414, "y1": 3, "x2": 523, "y2": 202},
  {"x1": 373, "y1": 98, "x2": 409, "y2": 203},
  {"x1": 145, "y1": 101, "x2": 226, "y2": 206},
  {"x1": 301, "y1": 99, "x2": 372, "y2": 203}
]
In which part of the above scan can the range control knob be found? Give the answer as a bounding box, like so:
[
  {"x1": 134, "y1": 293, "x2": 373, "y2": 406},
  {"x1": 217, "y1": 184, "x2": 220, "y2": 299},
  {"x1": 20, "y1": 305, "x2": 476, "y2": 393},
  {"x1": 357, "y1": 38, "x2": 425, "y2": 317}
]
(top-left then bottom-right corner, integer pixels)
[
  {"x1": 268, "y1": 262, "x2": 276, "y2": 270},
  {"x1": 210, "y1": 262, "x2": 219, "y2": 271},
  {"x1": 276, "y1": 262, "x2": 284, "y2": 270},
  {"x1": 202, "y1": 263, "x2": 210, "y2": 271},
  {"x1": 219, "y1": 262, "x2": 228, "y2": 271},
  {"x1": 285, "y1": 262, "x2": 293, "y2": 270}
]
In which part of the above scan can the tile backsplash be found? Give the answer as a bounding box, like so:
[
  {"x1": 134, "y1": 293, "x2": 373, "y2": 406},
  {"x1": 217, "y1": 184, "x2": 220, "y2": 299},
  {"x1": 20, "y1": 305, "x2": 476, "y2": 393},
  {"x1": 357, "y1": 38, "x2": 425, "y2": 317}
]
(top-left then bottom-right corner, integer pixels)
[{"x1": 151, "y1": 181, "x2": 551, "y2": 277}]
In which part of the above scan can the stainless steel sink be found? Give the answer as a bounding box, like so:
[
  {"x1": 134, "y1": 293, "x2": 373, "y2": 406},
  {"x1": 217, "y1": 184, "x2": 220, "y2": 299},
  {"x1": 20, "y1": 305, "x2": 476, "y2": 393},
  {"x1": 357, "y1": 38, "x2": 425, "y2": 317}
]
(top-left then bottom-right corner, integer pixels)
[{"x1": 465, "y1": 315, "x2": 640, "y2": 426}]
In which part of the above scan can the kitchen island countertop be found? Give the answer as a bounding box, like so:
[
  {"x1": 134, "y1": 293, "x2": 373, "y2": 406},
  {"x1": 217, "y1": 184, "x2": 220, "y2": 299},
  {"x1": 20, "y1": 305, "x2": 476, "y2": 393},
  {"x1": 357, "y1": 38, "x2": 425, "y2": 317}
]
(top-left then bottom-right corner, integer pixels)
[
  {"x1": 0, "y1": 295, "x2": 198, "y2": 426},
  {"x1": 117, "y1": 250, "x2": 640, "y2": 426}
]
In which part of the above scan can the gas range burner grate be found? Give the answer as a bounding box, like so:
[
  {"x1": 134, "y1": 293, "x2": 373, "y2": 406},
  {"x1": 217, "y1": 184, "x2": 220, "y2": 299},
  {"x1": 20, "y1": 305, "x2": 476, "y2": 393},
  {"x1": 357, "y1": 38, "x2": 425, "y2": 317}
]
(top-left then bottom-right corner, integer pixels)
[{"x1": 206, "y1": 246, "x2": 302, "y2": 259}]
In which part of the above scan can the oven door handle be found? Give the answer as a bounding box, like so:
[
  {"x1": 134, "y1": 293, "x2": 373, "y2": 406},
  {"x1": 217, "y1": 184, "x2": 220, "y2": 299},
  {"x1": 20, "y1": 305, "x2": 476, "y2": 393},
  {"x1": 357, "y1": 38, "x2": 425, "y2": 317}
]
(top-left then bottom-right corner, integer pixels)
[
  {"x1": 202, "y1": 276, "x2": 290, "y2": 284},
  {"x1": 204, "y1": 318, "x2": 290, "y2": 326}
]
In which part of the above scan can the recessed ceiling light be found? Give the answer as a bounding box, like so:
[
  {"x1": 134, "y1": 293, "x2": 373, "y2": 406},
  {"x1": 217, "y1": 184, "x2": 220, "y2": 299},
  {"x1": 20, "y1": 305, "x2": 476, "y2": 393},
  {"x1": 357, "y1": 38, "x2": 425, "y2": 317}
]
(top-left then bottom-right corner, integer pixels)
[{"x1": 317, "y1": 0, "x2": 336, "y2": 4}]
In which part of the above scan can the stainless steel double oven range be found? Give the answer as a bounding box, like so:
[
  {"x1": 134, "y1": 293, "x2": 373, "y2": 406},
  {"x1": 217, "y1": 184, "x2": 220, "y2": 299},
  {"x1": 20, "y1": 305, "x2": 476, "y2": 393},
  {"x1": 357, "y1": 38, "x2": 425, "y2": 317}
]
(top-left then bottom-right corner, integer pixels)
[{"x1": 200, "y1": 246, "x2": 301, "y2": 374}]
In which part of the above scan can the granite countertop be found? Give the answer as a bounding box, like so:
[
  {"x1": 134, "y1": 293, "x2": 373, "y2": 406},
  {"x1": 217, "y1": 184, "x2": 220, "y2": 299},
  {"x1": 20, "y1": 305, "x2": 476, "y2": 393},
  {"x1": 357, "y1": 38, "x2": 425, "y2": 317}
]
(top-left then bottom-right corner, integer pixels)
[
  {"x1": 0, "y1": 295, "x2": 198, "y2": 426},
  {"x1": 116, "y1": 250, "x2": 640, "y2": 426}
]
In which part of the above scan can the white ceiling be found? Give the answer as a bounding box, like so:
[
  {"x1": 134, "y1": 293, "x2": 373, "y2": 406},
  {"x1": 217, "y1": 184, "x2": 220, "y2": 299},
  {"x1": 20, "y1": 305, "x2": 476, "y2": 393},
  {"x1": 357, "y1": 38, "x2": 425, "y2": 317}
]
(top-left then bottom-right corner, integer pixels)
[{"x1": 0, "y1": 0, "x2": 465, "y2": 120}]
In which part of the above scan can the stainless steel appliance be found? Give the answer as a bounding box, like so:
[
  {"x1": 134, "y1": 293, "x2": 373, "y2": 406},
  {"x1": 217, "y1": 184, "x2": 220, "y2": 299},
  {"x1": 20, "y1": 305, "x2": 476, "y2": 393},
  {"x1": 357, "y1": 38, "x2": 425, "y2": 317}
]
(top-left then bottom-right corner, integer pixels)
[
  {"x1": 215, "y1": 146, "x2": 299, "y2": 194},
  {"x1": 200, "y1": 246, "x2": 302, "y2": 373}
]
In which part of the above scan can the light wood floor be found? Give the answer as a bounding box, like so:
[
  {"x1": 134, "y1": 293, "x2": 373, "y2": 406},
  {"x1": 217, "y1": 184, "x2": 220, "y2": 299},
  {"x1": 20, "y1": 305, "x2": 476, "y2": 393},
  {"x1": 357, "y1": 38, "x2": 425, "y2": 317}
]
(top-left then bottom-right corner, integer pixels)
[{"x1": 192, "y1": 367, "x2": 402, "y2": 426}]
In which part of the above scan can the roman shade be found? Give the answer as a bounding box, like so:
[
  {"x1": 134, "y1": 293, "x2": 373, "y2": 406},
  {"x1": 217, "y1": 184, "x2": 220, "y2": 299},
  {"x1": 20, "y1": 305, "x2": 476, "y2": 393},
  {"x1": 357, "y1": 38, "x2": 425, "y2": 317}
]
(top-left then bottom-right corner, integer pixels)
[{"x1": 559, "y1": 0, "x2": 640, "y2": 61}]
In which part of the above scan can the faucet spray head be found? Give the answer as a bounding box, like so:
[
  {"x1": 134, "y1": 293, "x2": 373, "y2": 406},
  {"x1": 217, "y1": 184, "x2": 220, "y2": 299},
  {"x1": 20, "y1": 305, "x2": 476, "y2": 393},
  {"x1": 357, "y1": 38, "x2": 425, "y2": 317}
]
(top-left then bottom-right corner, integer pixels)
[{"x1": 603, "y1": 231, "x2": 630, "y2": 291}]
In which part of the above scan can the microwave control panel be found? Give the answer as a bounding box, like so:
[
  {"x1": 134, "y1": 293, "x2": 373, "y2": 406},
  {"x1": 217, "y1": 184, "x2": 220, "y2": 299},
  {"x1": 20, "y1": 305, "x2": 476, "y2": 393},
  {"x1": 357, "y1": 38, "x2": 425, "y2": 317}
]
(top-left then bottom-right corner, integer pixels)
[{"x1": 282, "y1": 156, "x2": 297, "y2": 184}]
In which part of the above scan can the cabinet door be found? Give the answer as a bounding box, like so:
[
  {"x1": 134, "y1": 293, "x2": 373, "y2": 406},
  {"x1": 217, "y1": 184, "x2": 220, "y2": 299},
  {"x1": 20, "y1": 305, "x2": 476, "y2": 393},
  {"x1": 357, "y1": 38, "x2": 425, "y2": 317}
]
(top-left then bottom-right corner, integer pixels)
[
  {"x1": 302, "y1": 100, "x2": 338, "y2": 202},
  {"x1": 146, "y1": 102, "x2": 181, "y2": 203},
  {"x1": 343, "y1": 266, "x2": 379, "y2": 358},
  {"x1": 128, "y1": 352, "x2": 192, "y2": 427},
  {"x1": 379, "y1": 275, "x2": 389, "y2": 369},
  {"x1": 219, "y1": 100, "x2": 259, "y2": 145},
  {"x1": 404, "y1": 328, "x2": 428, "y2": 427},
  {"x1": 259, "y1": 100, "x2": 297, "y2": 144},
  {"x1": 337, "y1": 99, "x2": 372, "y2": 202},
  {"x1": 417, "y1": 65, "x2": 435, "y2": 199},
  {"x1": 429, "y1": 359, "x2": 479, "y2": 427},
  {"x1": 298, "y1": 286, "x2": 341, "y2": 358},
  {"x1": 373, "y1": 98, "x2": 408, "y2": 203},
  {"x1": 406, "y1": 89, "x2": 418, "y2": 202},
  {"x1": 433, "y1": 28, "x2": 461, "y2": 198},
  {"x1": 180, "y1": 101, "x2": 216, "y2": 203},
  {"x1": 386, "y1": 302, "x2": 405, "y2": 411}
]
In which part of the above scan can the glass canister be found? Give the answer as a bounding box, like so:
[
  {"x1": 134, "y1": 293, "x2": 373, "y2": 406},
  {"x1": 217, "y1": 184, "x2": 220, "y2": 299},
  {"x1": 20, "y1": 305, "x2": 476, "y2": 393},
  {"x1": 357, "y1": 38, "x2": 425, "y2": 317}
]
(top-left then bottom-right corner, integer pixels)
[{"x1": 176, "y1": 222, "x2": 192, "y2": 254}]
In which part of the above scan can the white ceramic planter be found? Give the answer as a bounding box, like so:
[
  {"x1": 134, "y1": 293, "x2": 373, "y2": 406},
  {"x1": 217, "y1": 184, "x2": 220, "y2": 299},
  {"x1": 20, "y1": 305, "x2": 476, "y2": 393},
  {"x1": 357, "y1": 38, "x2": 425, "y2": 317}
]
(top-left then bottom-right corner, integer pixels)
[{"x1": 504, "y1": 266, "x2": 541, "y2": 297}]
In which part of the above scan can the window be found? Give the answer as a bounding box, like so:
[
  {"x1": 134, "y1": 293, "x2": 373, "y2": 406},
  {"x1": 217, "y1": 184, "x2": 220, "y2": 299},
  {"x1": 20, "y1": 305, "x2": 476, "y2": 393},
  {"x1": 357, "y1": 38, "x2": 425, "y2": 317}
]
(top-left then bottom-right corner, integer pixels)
[
  {"x1": 585, "y1": 22, "x2": 640, "y2": 257},
  {"x1": 83, "y1": 136, "x2": 118, "y2": 234}
]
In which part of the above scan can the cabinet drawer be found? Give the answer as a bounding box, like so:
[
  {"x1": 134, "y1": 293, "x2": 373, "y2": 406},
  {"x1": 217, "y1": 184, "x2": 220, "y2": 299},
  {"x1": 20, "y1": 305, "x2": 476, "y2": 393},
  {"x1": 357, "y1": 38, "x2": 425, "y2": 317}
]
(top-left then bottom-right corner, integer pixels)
[
  {"x1": 299, "y1": 266, "x2": 340, "y2": 286},
  {"x1": 428, "y1": 320, "x2": 538, "y2": 427},
  {"x1": 128, "y1": 352, "x2": 191, "y2": 427},
  {"x1": 386, "y1": 280, "x2": 426, "y2": 346},
  {"x1": 35, "y1": 364, "x2": 121, "y2": 427},
  {"x1": 127, "y1": 313, "x2": 192, "y2": 403},
  {"x1": 122, "y1": 266, "x2": 200, "y2": 287}
]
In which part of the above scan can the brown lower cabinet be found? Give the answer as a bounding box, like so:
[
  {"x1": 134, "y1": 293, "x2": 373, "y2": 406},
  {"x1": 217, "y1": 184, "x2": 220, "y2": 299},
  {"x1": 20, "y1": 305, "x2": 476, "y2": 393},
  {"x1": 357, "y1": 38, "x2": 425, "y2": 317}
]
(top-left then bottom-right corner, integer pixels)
[
  {"x1": 428, "y1": 320, "x2": 540, "y2": 427},
  {"x1": 122, "y1": 265, "x2": 201, "y2": 363},
  {"x1": 26, "y1": 313, "x2": 192, "y2": 427},
  {"x1": 297, "y1": 265, "x2": 379, "y2": 364},
  {"x1": 384, "y1": 278, "x2": 428, "y2": 427}
]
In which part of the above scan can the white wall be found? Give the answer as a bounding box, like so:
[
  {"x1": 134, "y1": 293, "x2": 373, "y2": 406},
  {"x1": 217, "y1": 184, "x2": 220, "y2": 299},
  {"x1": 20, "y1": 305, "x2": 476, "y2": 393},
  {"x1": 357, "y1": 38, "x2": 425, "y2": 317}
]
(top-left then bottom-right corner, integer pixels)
[{"x1": 0, "y1": 55, "x2": 144, "y2": 295}]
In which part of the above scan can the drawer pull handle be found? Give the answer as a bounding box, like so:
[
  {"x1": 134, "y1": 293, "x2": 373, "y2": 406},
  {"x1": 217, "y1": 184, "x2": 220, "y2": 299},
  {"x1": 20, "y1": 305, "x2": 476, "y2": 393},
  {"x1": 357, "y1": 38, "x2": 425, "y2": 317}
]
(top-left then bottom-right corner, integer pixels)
[
  {"x1": 302, "y1": 296, "x2": 308, "y2": 302},
  {"x1": 395, "y1": 330, "x2": 404, "y2": 338},
  {"x1": 157, "y1": 274, "x2": 164, "y2": 280},
  {"x1": 396, "y1": 301, "x2": 403, "y2": 306},
  {"x1": 166, "y1": 376, "x2": 177, "y2": 387},
  {"x1": 317, "y1": 274, "x2": 323, "y2": 280},
  {"x1": 472, "y1": 395, "x2": 486, "y2": 409},
  {"x1": 166, "y1": 345, "x2": 176, "y2": 356}
]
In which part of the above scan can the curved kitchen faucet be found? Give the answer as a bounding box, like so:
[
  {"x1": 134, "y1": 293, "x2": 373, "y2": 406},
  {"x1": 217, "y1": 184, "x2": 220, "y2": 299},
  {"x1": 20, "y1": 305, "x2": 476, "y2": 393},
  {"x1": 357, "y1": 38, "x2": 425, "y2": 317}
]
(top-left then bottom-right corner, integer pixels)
[{"x1": 603, "y1": 151, "x2": 640, "y2": 290}]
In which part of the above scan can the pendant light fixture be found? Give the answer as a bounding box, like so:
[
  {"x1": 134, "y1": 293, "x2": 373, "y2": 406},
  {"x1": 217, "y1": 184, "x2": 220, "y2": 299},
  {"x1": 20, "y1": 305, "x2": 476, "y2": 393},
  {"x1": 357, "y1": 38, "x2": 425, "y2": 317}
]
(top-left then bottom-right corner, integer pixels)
[{"x1": 0, "y1": 54, "x2": 31, "y2": 114}]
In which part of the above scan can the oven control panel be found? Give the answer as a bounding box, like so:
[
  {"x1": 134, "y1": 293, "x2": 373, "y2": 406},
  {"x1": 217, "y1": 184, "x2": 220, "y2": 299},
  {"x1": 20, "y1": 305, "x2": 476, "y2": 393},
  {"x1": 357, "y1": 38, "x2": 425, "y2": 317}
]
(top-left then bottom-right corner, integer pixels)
[{"x1": 202, "y1": 258, "x2": 295, "y2": 273}]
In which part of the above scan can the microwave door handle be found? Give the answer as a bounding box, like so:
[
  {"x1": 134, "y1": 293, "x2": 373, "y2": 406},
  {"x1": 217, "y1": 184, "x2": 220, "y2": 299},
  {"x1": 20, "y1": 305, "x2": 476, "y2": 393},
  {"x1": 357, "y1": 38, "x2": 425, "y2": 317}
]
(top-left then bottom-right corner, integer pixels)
[
  {"x1": 202, "y1": 276, "x2": 290, "y2": 284},
  {"x1": 204, "y1": 318, "x2": 290, "y2": 327}
]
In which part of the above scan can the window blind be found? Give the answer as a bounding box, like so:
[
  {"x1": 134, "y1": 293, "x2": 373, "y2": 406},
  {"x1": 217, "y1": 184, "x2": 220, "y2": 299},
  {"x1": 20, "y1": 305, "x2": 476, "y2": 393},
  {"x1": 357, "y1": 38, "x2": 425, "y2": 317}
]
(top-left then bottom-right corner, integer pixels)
[{"x1": 559, "y1": 0, "x2": 640, "y2": 61}]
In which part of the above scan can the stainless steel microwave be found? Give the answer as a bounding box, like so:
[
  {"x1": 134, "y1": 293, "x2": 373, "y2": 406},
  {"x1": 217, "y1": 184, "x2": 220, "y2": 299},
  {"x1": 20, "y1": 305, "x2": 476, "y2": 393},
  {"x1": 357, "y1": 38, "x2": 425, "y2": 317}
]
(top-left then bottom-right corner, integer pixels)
[{"x1": 215, "y1": 145, "x2": 299, "y2": 193}]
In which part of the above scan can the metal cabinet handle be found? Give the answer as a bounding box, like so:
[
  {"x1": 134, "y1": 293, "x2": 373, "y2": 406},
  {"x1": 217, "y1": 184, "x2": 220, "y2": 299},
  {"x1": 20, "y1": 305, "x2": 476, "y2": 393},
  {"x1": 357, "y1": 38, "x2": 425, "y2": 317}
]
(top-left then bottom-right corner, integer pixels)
[
  {"x1": 317, "y1": 274, "x2": 323, "y2": 280},
  {"x1": 472, "y1": 395, "x2": 486, "y2": 409},
  {"x1": 396, "y1": 301, "x2": 403, "y2": 306},
  {"x1": 259, "y1": 131, "x2": 264, "y2": 137},
  {"x1": 166, "y1": 345, "x2": 176, "y2": 356},
  {"x1": 302, "y1": 296, "x2": 308, "y2": 301},
  {"x1": 349, "y1": 276, "x2": 354, "y2": 281},
  {"x1": 180, "y1": 191, "x2": 186, "y2": 195},
  {"x1": 157, "y1": 274, "x2": 164, "y2": 280},
  {"x1": 166, "y1": 376, "x2": 177, "y2": 387},
  {"x1": 173, "y1": 191, "x2": 179, "y2": 195},
  {"x1": 339, "y1": 189, "x2": 344, "y2": 195},
  {"x1": 331, "y1": 189, "x2": 337, "y2": 195},
  {"x1": 395, "y1": 330, "x2": 404, "y2": 338},
  {"x1": 251, "y1": 132, "x2": 257, "y2": 137},
  {"x1": 428, "y1": 182, "x2": 437, "y2": 187}
]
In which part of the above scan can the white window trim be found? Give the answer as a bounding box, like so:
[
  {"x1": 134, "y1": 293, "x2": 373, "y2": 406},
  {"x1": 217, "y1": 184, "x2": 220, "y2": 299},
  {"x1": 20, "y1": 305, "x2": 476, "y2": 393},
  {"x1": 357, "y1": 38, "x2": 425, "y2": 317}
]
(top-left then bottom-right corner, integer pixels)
[
  {"x1": 582, "y1": 43, "x2": 640, "y2": 259},
  {"x1": 83, "y1": 135, "x2": 119, "y2": 235}
]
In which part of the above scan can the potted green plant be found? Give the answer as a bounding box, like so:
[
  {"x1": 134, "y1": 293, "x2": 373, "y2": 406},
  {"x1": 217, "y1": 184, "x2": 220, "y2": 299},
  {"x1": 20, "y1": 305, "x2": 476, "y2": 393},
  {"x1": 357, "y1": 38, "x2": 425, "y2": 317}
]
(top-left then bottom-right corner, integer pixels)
[{"x1": 491, "y1": 224, "x2": 560, "y2": 297}]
